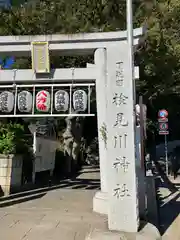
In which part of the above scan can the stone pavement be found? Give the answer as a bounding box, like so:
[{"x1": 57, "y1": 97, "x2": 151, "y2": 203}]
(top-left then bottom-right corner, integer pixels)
[
  {"x1": 0, "y1": 167, "x2": 107, "y2": 240},
  {"x1": 0, "y1": 165, "x2": 171, "y2": 240},
  {"x1": 0, "y1": 189, "x2": 107, "y2": 240}
]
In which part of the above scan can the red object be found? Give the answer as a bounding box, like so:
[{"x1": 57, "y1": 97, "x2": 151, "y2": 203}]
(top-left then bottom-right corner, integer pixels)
[
  {"x1": 36, "y1": 91, "x2": 48, "y2": 111},
  {"x1": 159, "y1": 122, "x2": 168, "y2": 131},
  {"x1": 158, "y1": 109, "x2": 168, "y2": 119}
]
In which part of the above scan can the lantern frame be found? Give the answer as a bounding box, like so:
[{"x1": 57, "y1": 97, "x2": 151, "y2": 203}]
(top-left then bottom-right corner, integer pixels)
[{"x1": 0, "y1": 83, "x2": 94, "y2": 117}]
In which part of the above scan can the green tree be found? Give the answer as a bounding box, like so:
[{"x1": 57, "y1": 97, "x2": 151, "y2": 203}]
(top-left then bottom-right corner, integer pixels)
[
  {"x1": 1, "y1": 0, "x2": 180, "y2": 141},
  {"x1": 0, "y1": 0, "x2": 127, "y2": 35},
  {"x1": 135, "y1": 0, "x2": 180, "y2": 98},
  {"x1": 134, "y1": 0, "x2": 180, "y2": 140}
]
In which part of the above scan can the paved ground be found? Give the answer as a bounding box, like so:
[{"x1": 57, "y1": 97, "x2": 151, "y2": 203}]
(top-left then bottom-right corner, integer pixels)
[
  {"x1": 1, "y1": 164, "x2": 180, "y2": 240},
  {"x1": 0, "y1": 167, "x2": 107, "y2": 240},
  {"x1": 156, "y1": 173, "x2": 180, "y2": 240}
]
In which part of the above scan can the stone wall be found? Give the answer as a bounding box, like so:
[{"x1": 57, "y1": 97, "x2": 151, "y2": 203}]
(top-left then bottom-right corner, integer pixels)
[{"x1": 0, "y1": 155, "x2": 22, "y2": 196}]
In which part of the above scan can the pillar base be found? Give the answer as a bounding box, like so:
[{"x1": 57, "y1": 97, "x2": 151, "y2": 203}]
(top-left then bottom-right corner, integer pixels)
[
  {"x1": 93, "y1": 191, "x2": 108, "y2": 215},
  {"x1": 85, "y1": 222, "x2": 161, "y2": 240},
  {"x1": 136, "y1": 167, "x2": 146, "y2": 219}
]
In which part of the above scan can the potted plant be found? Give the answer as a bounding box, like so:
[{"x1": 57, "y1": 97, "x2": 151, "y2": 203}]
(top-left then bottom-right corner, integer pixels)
[{"x1": 0, "y1": 122, "x2": 28, "y2": 196}]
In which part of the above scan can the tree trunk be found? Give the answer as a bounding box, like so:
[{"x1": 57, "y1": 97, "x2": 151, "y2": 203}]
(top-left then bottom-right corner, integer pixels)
[{"x1": 63, "y1": 116, "x2": 84, "y2": 174}]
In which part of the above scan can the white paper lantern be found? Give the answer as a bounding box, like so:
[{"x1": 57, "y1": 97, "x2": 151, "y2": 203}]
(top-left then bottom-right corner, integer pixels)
[
  {"x1": 73, "y1": 90, "x2": 87, "y2": 112},
  {"x1": 18, "y1": 91, "x2": 33, "y2": 113},
  {"x1": 55, "y1": 90, "x2": 69, "y2": 112},
  {"x1": 36, "y1": 90, "x2": 50, "y2": 112},
  {"x1": 0, "y1": 91, "x2": 14, "y2": 113}
]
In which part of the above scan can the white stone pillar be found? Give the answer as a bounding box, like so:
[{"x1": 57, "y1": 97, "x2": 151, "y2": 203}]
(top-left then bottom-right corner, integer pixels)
[
  {"x1": 106, "y1": 43, "x2": 139, "y2": 232},
  {"x1": 93, "y1": 48, "x2": 108, "y2": 214}
]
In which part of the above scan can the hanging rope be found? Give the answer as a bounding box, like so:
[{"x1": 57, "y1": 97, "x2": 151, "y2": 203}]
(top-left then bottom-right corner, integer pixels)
[
  {"x1": 70, "y1": 67, "x2": 75, "y2": 114},
  {"x1": 71, "y1": 67, "x2": 75, "y2": 87}
]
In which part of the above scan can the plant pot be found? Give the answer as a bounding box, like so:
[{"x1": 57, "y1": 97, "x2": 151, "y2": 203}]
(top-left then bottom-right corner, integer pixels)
[{"x1": 0, "y1": 154, "x2": 23, "y2": 196}]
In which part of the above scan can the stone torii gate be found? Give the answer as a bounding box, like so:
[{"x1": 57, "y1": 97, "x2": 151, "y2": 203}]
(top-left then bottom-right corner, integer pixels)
[{"x1": 0, "y1": 27, "x2": 145, "y2": 233}]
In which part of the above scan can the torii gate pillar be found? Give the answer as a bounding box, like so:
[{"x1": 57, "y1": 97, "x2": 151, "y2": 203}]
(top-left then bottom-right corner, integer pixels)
[{"x1": 93, "y1": 36, "x2": 145, "y2": 222}]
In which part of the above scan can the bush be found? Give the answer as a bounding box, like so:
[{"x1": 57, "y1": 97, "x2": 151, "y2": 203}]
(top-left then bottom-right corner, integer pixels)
[{"x1": 0, "y1": 122, "x2": 28, "y2": 155}]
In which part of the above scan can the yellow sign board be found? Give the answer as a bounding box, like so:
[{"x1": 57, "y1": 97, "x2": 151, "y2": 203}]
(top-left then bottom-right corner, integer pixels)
[{"x1": 31, "y1": 42, "x2": 50, "y2": 73}]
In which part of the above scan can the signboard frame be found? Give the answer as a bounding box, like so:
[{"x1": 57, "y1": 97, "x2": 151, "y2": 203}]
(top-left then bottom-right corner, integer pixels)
[
  {"x1": 158, "y1": 109, "x2": 168, "y2": 123},
  {"x1": 159, "y1": 122, "x2": 169, "y2": 134},
  {"x1": 158, "y1": 109, "x2": 169, "y2": 175},
  {"x1": 31, "y1": 41, "x2": 50, "y2": 74},
  {"x1": 159, "y1": 130, "x2": 169, "y2": 135}
]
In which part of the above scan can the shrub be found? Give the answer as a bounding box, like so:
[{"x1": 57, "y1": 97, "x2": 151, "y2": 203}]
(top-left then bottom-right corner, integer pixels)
[{"x1": 0, "y1": 122, "x2": 28, "y2": 155}]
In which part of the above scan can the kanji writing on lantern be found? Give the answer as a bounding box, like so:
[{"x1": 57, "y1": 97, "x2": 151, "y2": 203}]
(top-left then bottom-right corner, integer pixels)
[
  {"x1": 112, "y1": 93, "x2": 128, "y2": 106},
  {"x1": 0, "y1": 92, "x2": 8, "y2": 112},
  {"x1": 114, "y1": 113, "x2": 128, "y2": 127},
  {"x1": 74, "y1": 91, "x2": 83, "y2": 110},
  {"x1": 113, "y1": 156, "x2": 130, "y2": 173},
  {"x1": 0, "y1": 91, "x2": 14, "y2": 113},
  {"x1": 114, "y1": 134, "x2": 127, "y2": 149},
  {"x1": 116, "y1": 61, "x2": 124, "y2": 87},
  {"x1": 57, "y1": 93, "x2": 65, "y2": 104},
  {"x1": 55, "y1": 90, "x2": 69, "y2": 112},
  {"x1": 113, "y1": 183, "x2": 130, "y2": 198},
  {"x1": 18, "y1": 91, "x2": 27, "y2": 111},
  {"x1": 36, "y1": 90, "x2": 50, "y2": 112},
  {"x1": 56, "y1": 92, "x2": 66, "y2": 110},
  {"x1": 73, "y1": 90, "x2": 87, "y2": 112}
]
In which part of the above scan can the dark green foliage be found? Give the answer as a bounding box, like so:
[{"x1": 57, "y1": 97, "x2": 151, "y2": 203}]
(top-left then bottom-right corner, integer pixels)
[
  {"x1": 0, "y1": 0, "x2": 127, "y2": 35},
  {"x1": 0, "y1": 0, "x2": 180, "y2": 141},
  {"x1": 0, "y1": 122, "x2": 30, "y2": 155}
]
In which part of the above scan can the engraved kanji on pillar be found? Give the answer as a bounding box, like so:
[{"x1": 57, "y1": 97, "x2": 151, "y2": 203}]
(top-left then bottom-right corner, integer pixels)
[{"x1": 106, "y1": 44, "x2": 139, "y2": 232}]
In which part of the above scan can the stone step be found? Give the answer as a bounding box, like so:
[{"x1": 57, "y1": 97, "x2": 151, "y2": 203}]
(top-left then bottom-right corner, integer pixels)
[
  {"x1": 0, "y1": 182, "x2": 73, "y2": 203},
  {"x1": 0, "y1": 190, "x2": 48, "y2": 208},
  {"x1": 0, "y1": 178, "x2": 99, "y2": 203}
]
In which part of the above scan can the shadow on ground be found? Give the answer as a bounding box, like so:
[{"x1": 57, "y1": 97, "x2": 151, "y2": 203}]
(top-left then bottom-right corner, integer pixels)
[
  {"x1": 155, "y1": 161, "x2": 180, "y2": 235},
  {"x1": 0, "y1": 166, "x2": 100, "y2": 208}
]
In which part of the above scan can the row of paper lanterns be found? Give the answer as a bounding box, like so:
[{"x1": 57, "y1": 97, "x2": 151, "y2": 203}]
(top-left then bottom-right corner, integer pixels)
[{"x1": 0, "y1": 89, "x2": 88, "y2": 113}]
